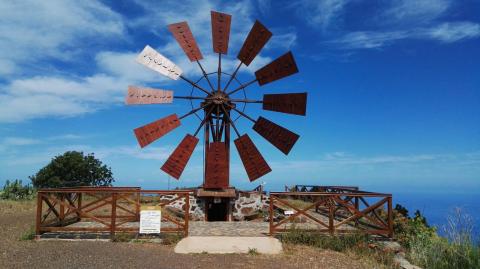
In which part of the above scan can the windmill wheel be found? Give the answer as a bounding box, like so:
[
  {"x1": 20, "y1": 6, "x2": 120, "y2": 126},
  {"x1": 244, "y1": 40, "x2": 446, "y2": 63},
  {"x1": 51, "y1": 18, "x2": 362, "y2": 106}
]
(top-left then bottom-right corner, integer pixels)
[{"x1": 126, "y1": 10, "x2": 307, "y2": 188}]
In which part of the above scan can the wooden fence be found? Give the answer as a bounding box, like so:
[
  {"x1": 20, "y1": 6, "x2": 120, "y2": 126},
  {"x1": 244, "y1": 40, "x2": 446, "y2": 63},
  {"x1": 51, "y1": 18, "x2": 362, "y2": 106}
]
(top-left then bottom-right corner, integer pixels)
[
  {"x1": 269, "y1": 190, "x2": 393, "y2": 238},
  {"x1": 35, "y1": 187, "x2": 191, "y2": 238}
]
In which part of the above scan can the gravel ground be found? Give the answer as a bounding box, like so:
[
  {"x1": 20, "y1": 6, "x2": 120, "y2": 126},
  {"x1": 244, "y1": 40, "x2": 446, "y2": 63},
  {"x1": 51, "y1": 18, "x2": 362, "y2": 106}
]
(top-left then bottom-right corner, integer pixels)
[{"x1": 0, "y1": 200, "x2": 381, "y2": 269}]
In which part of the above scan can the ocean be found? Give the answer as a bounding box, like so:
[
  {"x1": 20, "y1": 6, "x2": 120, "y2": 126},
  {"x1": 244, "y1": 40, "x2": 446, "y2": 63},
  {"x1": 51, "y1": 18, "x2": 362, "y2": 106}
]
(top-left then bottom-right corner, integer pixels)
[{"x1": 393, "y1": 191, "x2": 480, "y2": 239}]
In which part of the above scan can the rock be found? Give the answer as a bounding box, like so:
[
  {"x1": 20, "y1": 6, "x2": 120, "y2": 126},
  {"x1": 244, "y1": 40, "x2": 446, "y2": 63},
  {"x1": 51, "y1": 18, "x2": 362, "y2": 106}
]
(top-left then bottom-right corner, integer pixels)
[{"x1": 394, "y1": 253, "x2": 423, "y2": 269}]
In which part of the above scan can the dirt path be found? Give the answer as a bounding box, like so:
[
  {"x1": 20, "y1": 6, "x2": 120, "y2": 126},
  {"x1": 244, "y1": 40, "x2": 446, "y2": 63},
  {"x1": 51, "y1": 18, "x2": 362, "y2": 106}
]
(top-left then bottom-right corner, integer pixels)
[{"x1": 0, "y1": 200, "x2": 381, "y2": 269}]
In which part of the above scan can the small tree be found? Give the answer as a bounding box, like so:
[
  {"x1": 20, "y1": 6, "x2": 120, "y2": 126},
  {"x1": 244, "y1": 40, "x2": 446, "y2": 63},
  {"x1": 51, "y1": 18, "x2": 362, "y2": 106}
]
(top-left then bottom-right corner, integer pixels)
[
  {"x1": 30, "y1": 151, "x2": 114, "y2": 188},
  {"x1": 1, "y1": 180, "x2": 35, "y2": 200}
]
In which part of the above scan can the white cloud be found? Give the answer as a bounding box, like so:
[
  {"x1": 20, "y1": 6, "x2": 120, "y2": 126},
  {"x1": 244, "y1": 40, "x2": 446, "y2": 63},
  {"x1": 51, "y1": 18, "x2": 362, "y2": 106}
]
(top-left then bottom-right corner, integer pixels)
[
  {"x1": 291, "y1": 0, "x2": 349, "y2": 29},
  {"x1": 0, "y1": 0, "x2": 124, "y2": 76},
  {"x1": 424, "y1": 22, "x2": 480, "y2": 42},
  {"x1": 383, "y1": 0, "x2": 451, "y2": 24},
  {"x1": 0, "y1": 73, "x2": 130, "y2": 122},
  {"x1": 2, "y1": 137, "x2": 41, "y2": 146},
  {"x1": 331, "y1": 22, "x2": 480, "y2": 49},
  {"x1": 331, "y1": 31, "x2": 407, "y2": 49}
]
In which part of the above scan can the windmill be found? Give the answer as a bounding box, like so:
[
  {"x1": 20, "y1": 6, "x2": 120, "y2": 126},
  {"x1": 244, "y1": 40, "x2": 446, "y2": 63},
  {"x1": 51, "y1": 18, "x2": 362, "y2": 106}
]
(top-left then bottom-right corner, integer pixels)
[{"x1": 126, "y1": 11, "x2": 307, "y2": 190}]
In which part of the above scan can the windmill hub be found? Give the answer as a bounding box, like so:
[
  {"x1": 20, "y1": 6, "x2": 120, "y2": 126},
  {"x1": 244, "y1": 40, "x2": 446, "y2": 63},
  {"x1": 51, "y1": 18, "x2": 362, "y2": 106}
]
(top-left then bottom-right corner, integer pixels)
[{"x1": 210, "y1": 92, "x2": 229, "y2": 105}]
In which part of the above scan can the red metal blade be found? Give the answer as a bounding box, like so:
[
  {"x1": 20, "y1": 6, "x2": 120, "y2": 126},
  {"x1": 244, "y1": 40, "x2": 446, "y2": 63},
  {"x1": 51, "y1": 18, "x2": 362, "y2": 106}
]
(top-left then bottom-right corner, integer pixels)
[
  {"x1": 168, "y1": 21, "x2": 203, "y2": 62},
  {"x1": 253, "y1": 117, "x2": 300, "y2": 155},
  {"x1": 211, "y1": 11, "x2": 231, "y2": 54},
  {"x1": 263, "y1": 92, "x2": 307, "y2": 116},
  {"x1": 133, "y1": 114, "x2": 180, "y2": 148},
  {"x1": 204, "y1": 142, "x2": 229, "y2": 188},
  {"x1": 125, "y1": 85, "x2": 173, "y2": 105},
  {"x1": 255, "y1": 51, "x2": 298, "y2": 86},
  {"x1": 237, "y1": 20, "x2": 272, "y2": 66},
  {"x1": 234, "y1": 134, "x2": 272, "y2": 182},
  {"x1": 161, "y1": 134, "x2": 199, "y2": 179}
]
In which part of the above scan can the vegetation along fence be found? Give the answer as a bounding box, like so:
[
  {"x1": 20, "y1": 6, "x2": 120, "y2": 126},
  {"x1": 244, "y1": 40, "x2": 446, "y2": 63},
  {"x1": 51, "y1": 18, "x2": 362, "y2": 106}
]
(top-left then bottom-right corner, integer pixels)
[
  {"x1": 35, "y1": 187, "x2": 191, "y2": 238},
  {"x1": 269, "y1": 188, "x2": 393, "y2": 238}
]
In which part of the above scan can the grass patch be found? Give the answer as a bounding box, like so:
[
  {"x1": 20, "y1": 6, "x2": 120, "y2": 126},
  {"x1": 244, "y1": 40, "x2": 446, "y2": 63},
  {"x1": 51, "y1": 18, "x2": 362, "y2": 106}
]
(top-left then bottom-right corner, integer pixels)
[
  {"x1": 161, "y1": 233, "x2": 184, "y2": 245},
  {"x1": 20, "y1": 226, "x2": 36, "y2": 241},
  {"x1": 278, "y1": 228, "x2": 395, "y2": 267},
  {"x1": 248, "y1": 248, "x2": 259, "y2": 255},
  {"x1": 112, "y1": 232, "x2": 135, "y2": 242}
]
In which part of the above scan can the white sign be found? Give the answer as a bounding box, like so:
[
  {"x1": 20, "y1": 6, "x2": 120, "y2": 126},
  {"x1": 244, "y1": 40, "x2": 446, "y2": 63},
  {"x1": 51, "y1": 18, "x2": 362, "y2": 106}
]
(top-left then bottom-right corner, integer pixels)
[
  {"x1": 136, "y1": 45, "x2": 183, "y2": 80},
  {"x1": 139, "y1": 206, "x2": 161, "y2": 234},
  {"x1": 284, "y1": 210, "x2": 294, "y2": 215}
]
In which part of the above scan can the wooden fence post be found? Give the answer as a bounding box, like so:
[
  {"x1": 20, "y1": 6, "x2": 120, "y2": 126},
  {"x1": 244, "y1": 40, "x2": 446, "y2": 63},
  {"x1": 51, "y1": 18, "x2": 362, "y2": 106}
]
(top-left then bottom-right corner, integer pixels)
[
  {"x1": 329, "y1": 197, "x2": 334, "y2": 235},
  {"x1": 354, "y1": 196, "x2": 359, "y2": 227},
  {"x1": 136, "y1": 192, "x2": 141, "y2": 221},
  {"x1": 111, "y1": 193, "x2": 117, "y2": 238},
  {"x1": 59, "y1": 193, "x2": 65, "y2": 226},
  {"x1": 388, "y1": 196, "x2": 393, "y2": 238},
  {"x1": 35, "y1": 193, "x2": 43, "y2": 239},
  {"x1": 77, "y1": 193, "x2": 82, "y2": 222}
]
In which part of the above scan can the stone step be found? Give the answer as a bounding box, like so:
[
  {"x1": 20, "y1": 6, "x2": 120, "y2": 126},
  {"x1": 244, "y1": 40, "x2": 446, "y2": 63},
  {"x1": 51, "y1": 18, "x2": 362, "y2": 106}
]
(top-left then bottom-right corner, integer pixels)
[{"x1": 174, "y1": 236, "x2": 282, "y2": 254}]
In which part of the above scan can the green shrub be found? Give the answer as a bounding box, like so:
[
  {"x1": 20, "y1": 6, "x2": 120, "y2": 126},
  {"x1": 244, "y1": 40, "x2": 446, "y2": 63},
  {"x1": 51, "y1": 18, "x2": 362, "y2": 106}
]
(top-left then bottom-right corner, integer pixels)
[
  {"x1": 112, "y1": 232, "x2": 135, "y2": 242},
  {"x1": 406, "y1": 208, "x2": 480, "y2": 269},
  {"x1": 20, "y1": 226, "x2": 36, "y2": 241},
  {"x1": 279, "y1": 228, "x2": 368, "y2": 252},
  {"x1": 161, "y1": 233, "x2": 183, "y2": 245},
  {"x1": 1, "y1": 180, "x2": 35, "y2": 200},
  {"x1": 248, "y1": 248, "x2": 259, "y2": 255}
]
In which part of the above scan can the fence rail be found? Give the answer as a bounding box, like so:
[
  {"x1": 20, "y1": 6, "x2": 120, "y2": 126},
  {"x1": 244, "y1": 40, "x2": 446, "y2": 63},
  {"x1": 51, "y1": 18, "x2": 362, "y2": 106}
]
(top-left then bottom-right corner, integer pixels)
[
  {"x1": 269, "y1": 190, "x2": 393, "y2": 238},
  {"x1": 35, "y1": 187, "x2": 192, "y2": 238}
]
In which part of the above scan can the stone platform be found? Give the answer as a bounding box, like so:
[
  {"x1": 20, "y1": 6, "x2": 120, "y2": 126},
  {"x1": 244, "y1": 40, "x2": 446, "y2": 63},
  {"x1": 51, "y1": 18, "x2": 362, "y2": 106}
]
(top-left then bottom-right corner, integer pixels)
[{"x1": 174, "y1": 236, "x2": 283, "y2": 254}]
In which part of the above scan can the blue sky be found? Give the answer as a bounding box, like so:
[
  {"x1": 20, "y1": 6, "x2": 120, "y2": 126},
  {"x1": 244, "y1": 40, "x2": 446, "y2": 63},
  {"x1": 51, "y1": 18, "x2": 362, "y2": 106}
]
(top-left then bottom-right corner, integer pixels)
[{"x1": 0, "y1": 0, "x2": 479, "y2": 193}]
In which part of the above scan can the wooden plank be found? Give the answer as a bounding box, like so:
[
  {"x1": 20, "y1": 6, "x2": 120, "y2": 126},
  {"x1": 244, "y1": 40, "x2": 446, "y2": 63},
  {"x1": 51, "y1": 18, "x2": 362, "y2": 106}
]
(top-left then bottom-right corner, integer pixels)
[
  {"x1": 134, "y1": 114, "x2": 180, "y2": 148},
  {"x1": 255, "y1": 51, "x2": 298, "y2": 86},
  {"x1": 234, "y1": 134, "x2": 271, "y2": 181},
  {"x1": 168, "y1": 21, "x2": 203, "y2": 61},
  {"x1": 125, "y1": 85, "x2": 173, "y2": 105},
  {"x1": 204, "y1": 142, "x2": 229, "y2": 188},
  {"x1": 161, "y1": 134, "x2": 199, "y2": 179},
  {"x1": 263, "y1": 92, "x2": 307, "y2": 116},
  {"x1": 237, "y1": 20, "x2": 272, "y2": 66},
  {"x1": 211, "y1": 11, "x2": 231, "y2": 54},
  {"x1": 136, "y1": 45, "x2": 183, "y2": 80},
  {"x1": 253, "y1": 116, "x2": 299, "y2": 155}
]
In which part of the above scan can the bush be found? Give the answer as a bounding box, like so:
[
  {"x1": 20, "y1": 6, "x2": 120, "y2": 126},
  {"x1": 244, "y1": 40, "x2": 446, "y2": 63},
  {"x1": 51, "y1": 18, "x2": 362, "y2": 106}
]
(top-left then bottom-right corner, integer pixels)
[
  {"x1": 279, "y1": 228, "x2": 395, "y2": 267},
  {"x1": 406, "y1": 208, "x2": 480, "y2": 269},
  {"x1": 279, "y1": 228, "x2": 368, "y2": 252},
  {"x1": 0, "y1": 180, "x2": 35, "y2": 200},
  {"x1": 30, "y1": 151, "x2": 114, "y2": 188},
  {"x1": 20, "y1": 226, "x2": 36, "y2": 241}
]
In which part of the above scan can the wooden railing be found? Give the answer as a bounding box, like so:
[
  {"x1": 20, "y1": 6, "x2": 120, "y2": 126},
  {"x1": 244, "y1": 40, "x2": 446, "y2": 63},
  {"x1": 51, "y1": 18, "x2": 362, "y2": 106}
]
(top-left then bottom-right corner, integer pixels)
[
  {"x1": 36, "y1": 187, "x2": 192, "y2": 238},
  {"x1": 269, "y1": 191, "x2": 393, "y2": 238}
]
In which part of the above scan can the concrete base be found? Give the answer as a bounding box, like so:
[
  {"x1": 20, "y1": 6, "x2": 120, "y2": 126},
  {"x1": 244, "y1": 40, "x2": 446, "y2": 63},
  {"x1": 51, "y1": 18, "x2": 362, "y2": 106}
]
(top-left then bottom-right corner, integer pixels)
[{"x1": 174, "y1": 236, "x2": 283, "y2": 254}]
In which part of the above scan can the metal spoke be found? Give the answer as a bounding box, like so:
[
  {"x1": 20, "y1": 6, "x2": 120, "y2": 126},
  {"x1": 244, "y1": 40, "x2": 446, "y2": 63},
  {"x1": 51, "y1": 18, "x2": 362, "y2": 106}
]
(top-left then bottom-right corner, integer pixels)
[
  {"x1": 174, "y1": 96, "x2": 208, "y2": 100},
  {"x1": 196, "y1": 61, "x2": 215, "y2": 92},
  {"x1": 230, "y1": 98, "x2": 263, "y2": 103},
  {"x1": 179, "y1": 103, "x2": 209, "y2": 120},
  {"x1": 220, "y1": 104, "x2": 240, "y2": 137},
  {"x1": 222, "y1": 61, "x2": 242, "y2": 92},
  {"x1": 180, "y1": 75, "x2": 211, "y2": 95},
  {"x1": 228, "y1": 105, "x2": 257, "y2": 123},
  {"x1": 226, "y1": 79, "x2": 257, "y2": 96},
  {"x1": 193, "y1": 106, "x2": 215, "y2": 137}
]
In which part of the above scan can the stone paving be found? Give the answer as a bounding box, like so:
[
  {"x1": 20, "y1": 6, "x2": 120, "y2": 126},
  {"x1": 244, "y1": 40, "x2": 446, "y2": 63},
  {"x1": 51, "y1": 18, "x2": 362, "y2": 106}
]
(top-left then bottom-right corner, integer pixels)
[{"x1": 189, "y1": 221, "x2": 269, "y2": 236}]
